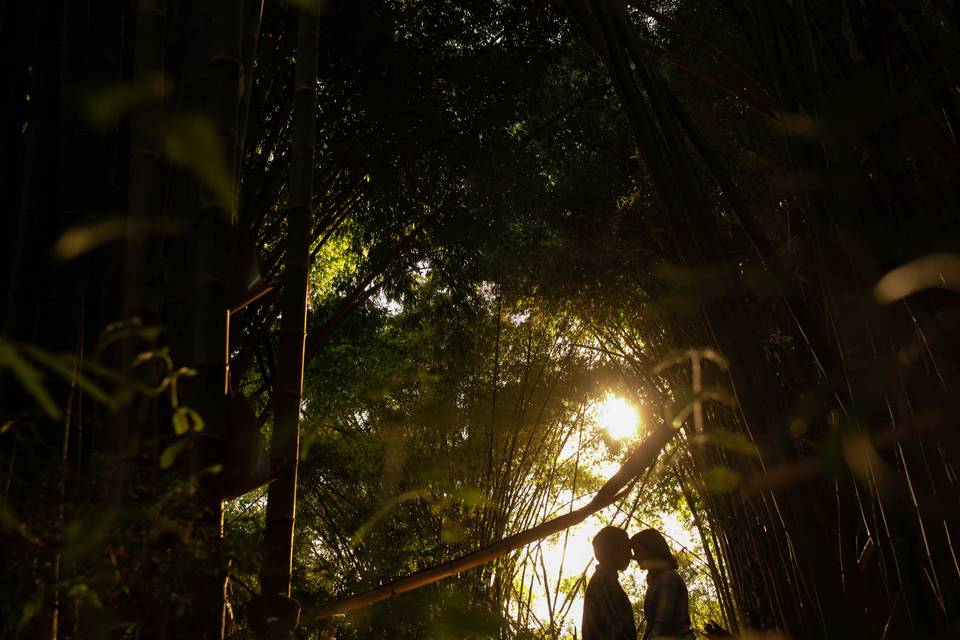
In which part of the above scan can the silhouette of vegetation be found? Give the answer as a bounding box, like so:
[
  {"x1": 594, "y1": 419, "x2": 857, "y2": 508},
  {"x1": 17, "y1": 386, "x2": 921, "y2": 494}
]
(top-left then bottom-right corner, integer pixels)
[{"x1": 2, "y1": 1, "x2": 960, "y2": 639}]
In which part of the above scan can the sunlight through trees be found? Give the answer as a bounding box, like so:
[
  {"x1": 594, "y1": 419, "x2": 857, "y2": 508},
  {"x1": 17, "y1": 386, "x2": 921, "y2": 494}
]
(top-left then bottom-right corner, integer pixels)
[{"x1": 3, "y1": 0, "x2": 960, "y2": 638}]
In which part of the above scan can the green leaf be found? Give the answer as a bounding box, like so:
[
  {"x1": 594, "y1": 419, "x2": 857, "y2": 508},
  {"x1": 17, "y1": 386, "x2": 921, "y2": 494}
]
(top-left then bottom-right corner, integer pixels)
[
  {"x1": 83, "y1": 76, "x2": 171, "y2": 126},
  {"x1": 282, "y1": 0, "x2": 331, "y2": 15},
  {"x1": 694, "y1": 428, "x2": 760, "y2": 456},
  {"x1": 17, "y1": 590, "x2": 43, "y2": 634},
  {"x1": 668, "y1": 388, "x2": 735, "y2": 429},
  {"x1": 84, "y1": 80, "x2": 234, "y2": 215},
  {"x1": 53, "y1": 217, "x2": 184, "y2": 261},
  {"x1": 160, "y1": 440, "x2": 187, "y2": 469},
  {"x1": 63, "y1": 513, "x2": 116, "y2": 563},
  {"x1": 451, "y1": 486, "x2": 488, "y2": 506},
  {"x1": 441, "y1": 517, "x2": 466, "y2": 543},
  {"x1": 0, "y1": 341, "x2": 61, "y2": 419},
  {"x1": 0, "y1": 498, "x2": 19, "y2": 533},
  {"x1": 419, "y1": 465, "x2": 445, "y2": 482},
  {"x1": 874, "y1": 253, "x2": 960, "y2": 304},
  {"x1": 153, "y1": 113, "x2": 234, "y2": 214},
  {"x1": 172, "y1": 407, "x2": 204, "y2": 435},
  {"x1": 195, "y1": 464, "x2": 223, "y2": 479},
  {"x1": 300, "y1": 428, "x2": 319, "y2": 461},
  {"x1": 21, "y1": 345, "x2": 116, "y2": 409},
  {"x1": 652, "y1": 347, "x2": 729, "y2": 375},
  {"x1": 67, "y1": 584, "x2": 103, "y2": 609},
  {"x1": 98, "y1": 319, "x2": 161, "y2": 351},
  {"x1": 703, "y1": 466, "x2": 741, "y2": 493},
  {"x1": 350, "y1": 488, "x2": 432, "y2": 545}
]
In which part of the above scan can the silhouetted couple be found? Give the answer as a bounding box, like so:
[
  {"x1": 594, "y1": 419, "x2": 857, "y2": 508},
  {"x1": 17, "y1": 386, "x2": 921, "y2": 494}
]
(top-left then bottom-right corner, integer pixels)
[{"x1": 582, "y1": 526, "x2": 694, "y2": 640}]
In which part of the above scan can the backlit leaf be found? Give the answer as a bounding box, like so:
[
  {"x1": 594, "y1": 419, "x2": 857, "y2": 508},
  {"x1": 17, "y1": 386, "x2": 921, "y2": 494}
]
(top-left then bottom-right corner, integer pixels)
[
  {"x1": 160, "y1": 440, "x2": 187, "y2": 469},
  {"x1": 21, "y1": 345, "x2": 115, "y2": 408},
  {"x1": 694, "y1": 428, "x2": 760, "y2": 456},
  {"x1": 173, "y1": 407, "x2": 204, "y2": 435},
  {"x1": 53, "y1": 217, "x2": 184, "y2": 261},
  {"x1": 155, "y1": 113, "x2": 234, "y2": 214},
  {"x1": 451, "y1": 486, "x2": 488, "y2": 506},
  {"x1": 282, "y1": 0, "x2": 331, "y2": 15},
  {"x1": 0, "y1": 499, "x2": 19, "y2": 533},
  {"x1": 441, "y1": 517, "x2": 466, "y2": 543},
  {"x1": 704, "y1": 466, "x2": 741, "y2": 493},
  {"x1": 874, "y1": 253, "x2": 960, "y2": 304},
  {"x1": 67, "y1": 584, "x2": 103, "y2": 609},
  {"x1": 0, "y1": 341, "x2": 61, "y2": 419},
  {"x1": 83, "y1": 76, "x2": 171, "y2": 126},
  {"x1": 63, "y1": 513, "x2": 116, "y2": 563}
]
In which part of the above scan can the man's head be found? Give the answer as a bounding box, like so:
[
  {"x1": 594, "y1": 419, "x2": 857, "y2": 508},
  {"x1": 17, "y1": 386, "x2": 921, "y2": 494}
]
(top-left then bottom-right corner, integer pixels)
[{"x1": 592, "y1": 526, "x2": 631, "y2": 571}]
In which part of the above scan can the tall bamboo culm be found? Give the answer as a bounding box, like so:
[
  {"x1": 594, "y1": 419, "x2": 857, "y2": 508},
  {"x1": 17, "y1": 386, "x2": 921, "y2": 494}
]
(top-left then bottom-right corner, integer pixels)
[
  {"x1": 253, "y1": 5, "x2": 319, "y2": 638},
  {"x1": 180, "y1": 0, "x2": 243, "y2": 636}
]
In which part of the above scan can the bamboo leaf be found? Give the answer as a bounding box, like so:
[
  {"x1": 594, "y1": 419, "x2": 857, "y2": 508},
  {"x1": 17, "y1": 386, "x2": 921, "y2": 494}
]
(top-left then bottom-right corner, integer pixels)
[
  {"x1": 668, "y1": 388, "x2": 735, "y2": 428},
  {"x1": 172, "y1": 407, "x2": 204, "y2": 435},
  {"x1": 21, "y1": 345, "x2": 116, "y2": 409},
  {"x1": 451, "y1": 486, "x2": 488, "y2": 507},
  {"x1": 652, "y1": 347, "x2": 729, "y2": 375},
  {"x1": 63, "y1": 513, "x2": 116, "y2": 563},
  {"x1": 16, "y1": 590, "x2": 43, "y2": 634},
  {"x1": 160, "y1": 440, "x2": 187, "y2": 469},
  {"x1": 84, "y1": 80, "x2": 234, "y2": 215},
  {"x1": 0, "y1": 498, "x2": 19, "y2": 533},
  {"x1": 196, "y1": 464, "x2": 223, "y2": 478},
  {"x1": 874, "y1": 253, "x2": 960, "y2": 304},
  {"x1": 67, "y1": 584, "x2": 103, "y2": 609},
  {"x1": 693, "y1": 428, "x2": 760, "y2": 456},
  {"x1": 703, "y1": 466, "x2": 740, "y2": 493},
  {"x1": 300, "y1": 428, "x2": 320, "y2": 460},
  {"x1": 83, "y1": 76, "x2": 171, "y2": 126},
  {"x1": 154, "y1": 113, "x2": 234, "y2": 213},
  {"x1": 282, "y1": 0, "x2": 331, "y2": 16},
  {"x1": 441, "y1": 517, "x2": 466, "y2": 543},
  {"x1": 351, "y1": 488, "x2": 432, "y2": 545},
  {"x1": 53, "y1": 217, "x2": 184, "y2": 261},
  {"x1": 0, "y1": 341, "x2": 61, "y2": 419},
  {"x1": 98, "y1": 319, "x2": 161, "y2": 351}
]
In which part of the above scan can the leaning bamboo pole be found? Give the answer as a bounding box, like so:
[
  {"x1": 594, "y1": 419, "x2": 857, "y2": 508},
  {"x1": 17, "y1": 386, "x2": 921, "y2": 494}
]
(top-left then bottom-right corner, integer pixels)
[
  {"x1": 299, "y1": 424, "x2": 675, "y2": 623},
  {"x1": 254, "y1": 3, "x2": 319, "y2": 634}
]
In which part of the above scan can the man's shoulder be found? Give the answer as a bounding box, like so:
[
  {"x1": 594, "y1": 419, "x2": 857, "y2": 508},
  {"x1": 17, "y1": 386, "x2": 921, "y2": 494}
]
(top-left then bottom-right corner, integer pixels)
[{"x1": 586, "y1": 566, "x2": 624, "y2": 594}]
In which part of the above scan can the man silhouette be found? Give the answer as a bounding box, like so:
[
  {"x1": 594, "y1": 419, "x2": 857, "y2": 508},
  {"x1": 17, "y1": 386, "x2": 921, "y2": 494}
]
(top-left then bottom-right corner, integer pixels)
[{"x1": 582, "y1": 526, "x2": 636, "y2": 640}]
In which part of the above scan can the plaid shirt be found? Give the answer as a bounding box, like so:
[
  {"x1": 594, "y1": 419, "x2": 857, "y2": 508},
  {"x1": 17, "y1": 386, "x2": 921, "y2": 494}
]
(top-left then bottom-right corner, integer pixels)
[{"x1": 642, "y1": 569, "x2": 694, "y2": 640}]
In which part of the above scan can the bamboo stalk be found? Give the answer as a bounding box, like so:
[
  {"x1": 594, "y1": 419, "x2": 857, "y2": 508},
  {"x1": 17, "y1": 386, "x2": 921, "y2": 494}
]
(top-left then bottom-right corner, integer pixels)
[
  {"x1": 179, "y1": 0, "x2": 243, "y2": 635},
  {"x1": 256, "y1": 1, "x2": 319, "y2": 629}
]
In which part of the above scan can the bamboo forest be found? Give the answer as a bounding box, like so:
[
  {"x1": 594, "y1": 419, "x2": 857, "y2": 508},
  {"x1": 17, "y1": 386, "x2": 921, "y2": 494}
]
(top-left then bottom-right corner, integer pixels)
[{"x1": 3, "y1": 0, "x2": 960, "y2": 638}]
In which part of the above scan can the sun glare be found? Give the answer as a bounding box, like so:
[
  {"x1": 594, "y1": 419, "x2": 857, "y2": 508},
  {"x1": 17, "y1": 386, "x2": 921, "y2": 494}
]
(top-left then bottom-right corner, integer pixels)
[{"x1": 595, "y1": 394, "x2": 639, "y2": 440}]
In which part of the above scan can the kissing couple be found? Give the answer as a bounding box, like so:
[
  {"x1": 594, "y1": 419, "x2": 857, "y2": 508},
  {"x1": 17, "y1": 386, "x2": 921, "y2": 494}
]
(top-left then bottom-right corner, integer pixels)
[{"x1": 582, "y1": 525, "x2": 726, "y2": 640}]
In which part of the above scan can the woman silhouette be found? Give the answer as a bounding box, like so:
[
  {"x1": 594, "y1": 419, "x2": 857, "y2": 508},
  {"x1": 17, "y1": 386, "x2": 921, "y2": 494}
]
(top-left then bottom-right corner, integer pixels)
[{"x1": 631, "y1": 529, "x2": 695, "y2": 640}]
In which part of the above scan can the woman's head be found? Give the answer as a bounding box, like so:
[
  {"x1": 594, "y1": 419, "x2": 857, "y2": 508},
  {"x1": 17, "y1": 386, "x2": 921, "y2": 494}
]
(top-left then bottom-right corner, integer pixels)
[
  {"x1": 630, "y1": 528, "x2": 677, "y2": 571},
  {"x1": 592, "y1": 526, "x2": 632, "y2": 571}
]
